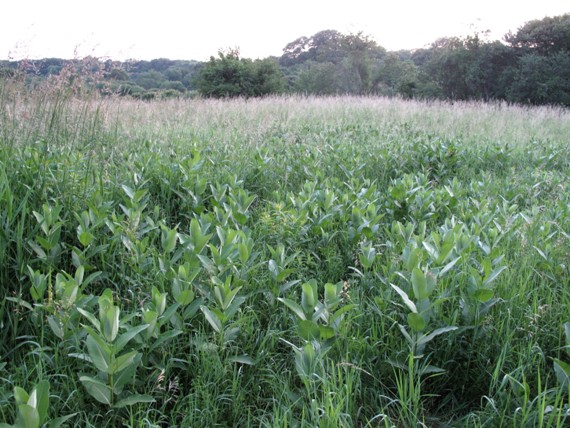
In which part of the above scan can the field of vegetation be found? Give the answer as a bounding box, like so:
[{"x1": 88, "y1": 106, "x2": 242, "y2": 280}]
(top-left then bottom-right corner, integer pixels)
[{"x1": 0, "y1": 81, "x2": 569, "y2": 427}]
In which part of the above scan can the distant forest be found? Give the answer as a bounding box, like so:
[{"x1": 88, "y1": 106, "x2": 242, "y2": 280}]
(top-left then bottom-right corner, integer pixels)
[{"x1": 1, "y1": 13, "x2": 569, "y2": 106}]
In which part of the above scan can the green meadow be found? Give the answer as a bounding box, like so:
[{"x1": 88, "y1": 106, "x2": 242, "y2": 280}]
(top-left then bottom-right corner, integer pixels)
[{"x1": 0, "y1": 83, "x2": 569, "y2": 427}]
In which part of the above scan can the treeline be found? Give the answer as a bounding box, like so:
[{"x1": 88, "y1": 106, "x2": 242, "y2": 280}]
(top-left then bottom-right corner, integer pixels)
[
  {"x1": 1, "y1": 13, "x2": 569, "y2": 106},
  {"x1": 0, "y1": 57, "x2": 203, "y2": 100}
]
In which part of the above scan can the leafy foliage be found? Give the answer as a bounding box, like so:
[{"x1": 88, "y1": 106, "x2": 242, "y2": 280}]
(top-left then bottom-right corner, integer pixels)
[
  {"x1": 196, "y1": 49, "x2": 283, "y2": 98},
  {"x1": 0, "y1": 85, "x2": 569, "y2": 426}
]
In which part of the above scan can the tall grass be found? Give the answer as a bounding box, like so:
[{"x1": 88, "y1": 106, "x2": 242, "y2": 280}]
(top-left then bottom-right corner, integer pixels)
[{"x1": 0, "y1": 80, "x2": 568, "y2": 426}]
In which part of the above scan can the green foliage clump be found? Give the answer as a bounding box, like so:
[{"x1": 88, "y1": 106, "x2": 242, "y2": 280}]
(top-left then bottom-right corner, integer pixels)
[
  {"x1": 197, "y1": 49, "x2": 283, "y2": 98},
  {"x1": 0, "y1": 88, "x2": 569, "y2": 426}
]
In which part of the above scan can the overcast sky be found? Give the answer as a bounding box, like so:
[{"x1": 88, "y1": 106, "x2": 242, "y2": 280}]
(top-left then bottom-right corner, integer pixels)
[{"x1": 1, "y1": 1, "x2": 568, "y2": 61}]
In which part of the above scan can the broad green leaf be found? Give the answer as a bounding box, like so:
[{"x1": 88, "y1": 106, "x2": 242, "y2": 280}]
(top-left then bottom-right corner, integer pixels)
[
  {"x1": 422, "y1": 241, "x2": 438, "y2": 260},
  {"x1": 200, "y1": 306, "x2": 222, "y2": 333},
  {"x1": 149, "y1": 330, "x2": 183, "y2": 352},
  {"x1": 74, "y1": 266, "x2": 85, "y2": 286},
  {"x1": 113, "y1": 354, "x2": 142, "y2": 393},
  {"x1": 79, "y1": 231, "x2": 94, "y2": 247},
  {"x1": 152, "y1": 286, "x2": 167, "y2": 316},
  {"x1": 82, "y1": 271, "x2": 104, "y2": 289},
  {"x1": 301, "y1": 280, "x2": 317, "y2": 316},
  {"x1": 324, "y1": 283, "x2": 340, "y2": 307},
  {"x1": 318, "y1": 325, "x2": 335, "y2": 340},
  {"x1": 222, "y1": 286, "x2": 242, "y2": 311},
  {"x1": 158, "y1": 302, "x2": 180, "y2": 327},
  {"x1": 27, "y1": 389, "x2": 37, "y2": 408},
  {"x1": 391, "y1": 284, "x2": 417, "y2": 313},
  {"x1": 359, "y1": 246, "x2": 376, "y2": 269},
  {"x1": 224, "y1": 295, "x2": 246, "y2": 320},
  {"x1": 421, "y1": 365, "x2": 446, "y2": 375},
  {"x1": 390, "y1": 185, "x2": 406, "y2": 201},
  {"x1": 228, "y1": 355, "x2": 255, "y2": 365},
  {"x1": 398, "y1": 324, "x2": 413, "y2": 346},
  {"x1": 176, "y1": 289, "x2": 194, "y2": 306},
  {"x1": 279, "y1": 279, "x2": 301, "y2": 294},
  {"x1": 113, "y1": 394, "x2": 155, "y2": 408},
  {"x1": 62, "y1": 283, "x2": 78, "y2": 308},
  {"x1": 33, "y1": 380, "x2": 49, "y2": 425},
  {"x1": 86, "y1": 334, "x2": 111, "y2": 373},
  {"x1": 98, "y1": 290, "x2": 114, "y2": 321},
  {"x1": 233, "y1": 211, "x2": 247, "y2": 226},
  {"x1": 404, "y1": 246, "x2": 419, "y2": 272},
  {"x1": 411, "y1": 268, "x2": 428, "y2": 300},
  {"x1": 79, "y1": 376, "x2": 112, "y2": 406},
  {"x1": 103, "y1": 305, "x2": 120, "y2": 343},
  {"x1": 238, "y1": 242, "x2": 250, "y2": 263},
  {"x1": 114, "y1": 324, "x2": 149, "y2": 354},
  {"x1": 5, "y1": 297, "x2": 33, "y2": 311},
  {"x1": 294, "y1": 342, "x2": 318, "y2": 379},
  {"x1": 474, "y1": 288, "x2": 494, "y2": 303},
  {"x1": 407, "y1": 312, "x2": 426, "y2": 332},
  {"x1": 161, "y1": 227, "x2": 177, "y2": 254},
  {"x1": 13, "y1": 386, "x2": 29, "y2": 406},
  {"x1": 113, "y1": 351, "x2": 139, "y2": 374},
  {"x1": 29, "y1": 241, "x2": 47, "y2": 259},
  {"x1": 223, "y1": 326, "x2": 240, "y2": 343},
  {"x1": 553, "y1": 359, "x2": 570, "y2": 389},
  {"x1": 214, "y1": 285, "x2": 224, "y2": 309},
  {"x1": 439, "y1": 257, "x2": 460, "y2": 278},
  {"x1": 483, "y1": 265, "x2": 507, "y2": 286},
  {"x1": 298, "y1": 319, "x2": 320, "y2": 340},
  {"x1": 121, "y1": 185, "x2": 135, "y2": 201},
  {"x1": 482, "y1": 257, "x2": 492, "y2": 278},
  {"x1": 46, "y1": 412, "x2": 78, "y2": 428},
  {"x1": 67, "y1": 352, "x2": 91, "y2": 363},
  {"x1": 143, "y1": 310, "x2": 158, "y2": 339},
  {"x1": 417, "y1": 326, "x2": 458, "y2": 348},
  {"x1": 437, "y1": 238, "x2": 455, "y2": 264},
  {"x1": 276, "y1": 268, "x2": 295, "y2": 283},
  {"x1": 189, "y1": 219, "x2": 211, "y2": 254},
  {"x1": 268, "y1": 259, "x2": 278, "y2": 277},
  {"x1": 329, "y1": 304, "x2": 357, "y2": 325},
  {"x1": 426, "y1": 272, "x2": 436, "y2": 295},
  {"x1": 278, "y1": 298, "x2": 306, "y2": 321},
  {"x1": 77, "y1": 308, "x2": 101, "y2": 332},
  {"x1": 312, "y1": 303, "x2": 327, "y2": 323},
  {"x1": 16, "y1": 404, "x2": 40, "y2": 428}
]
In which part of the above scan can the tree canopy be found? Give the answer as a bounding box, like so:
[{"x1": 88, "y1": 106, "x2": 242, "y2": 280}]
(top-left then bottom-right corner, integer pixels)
[
  {"x1": 196, "y1": 49, "x2": 283, "y2": 98},
  {"x1": 2, "y1": 14, "x2": 569, "y2": 106}
]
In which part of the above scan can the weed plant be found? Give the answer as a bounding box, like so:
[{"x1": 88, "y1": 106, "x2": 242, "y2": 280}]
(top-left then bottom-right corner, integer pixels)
[{"x1": 0, "y1": 77, "x2": 569, "y2": 426}]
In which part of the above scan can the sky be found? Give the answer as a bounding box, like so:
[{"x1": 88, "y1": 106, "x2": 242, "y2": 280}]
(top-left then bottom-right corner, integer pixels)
[{"x1": 1, "y1": 1, "x2": 568, "y2": 61}]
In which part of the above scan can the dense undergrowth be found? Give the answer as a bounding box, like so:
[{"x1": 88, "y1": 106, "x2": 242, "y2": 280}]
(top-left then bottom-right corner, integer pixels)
[{"x1": 0, "y1": 82, "x2": 569, "y2": 427}]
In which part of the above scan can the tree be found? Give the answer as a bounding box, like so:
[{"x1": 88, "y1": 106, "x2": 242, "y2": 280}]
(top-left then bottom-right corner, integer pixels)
[
  {"x1": 160, "y1": 80, "x2": 186, "y2": 92},
  {"x1": 107, "y1": 68, "x2": 130, "y2": 81},
  {"x1": 502, "y1": 14, "x2": 570, "y2": 105},
  {"x1": 374, "y1": 53, "x2": 420, "y2": 98},
  {"x1": 505, "y1": 14, "x2": 570, "y2": 55},
  {"x1": 294, "y1": 62, "x2": 342, "y2": 95},
  {"x1": 281, "y1": 30, "x2": 385, "y2": 94},
  {"x1": 464, "y1": 41, "x2": 515, "y2": 100},
  {"x1": 135, "y1": 70, "x2": 165, "y2": 90},
  {"x1": 251, "y1": 58, "x2": 284, "y2": 96},
  {"x1": 196, "y1": 49, "x2": 284, "y2": 98},
  {"x1": 506, "y1": 52, "x2": 570, "y2": 106},
  {"x1": 281, "y1": 30, "x2": 345, "y2": 67},
  {"x1": 419, "y1": 33, "x2": 516, "y2": 101}
]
